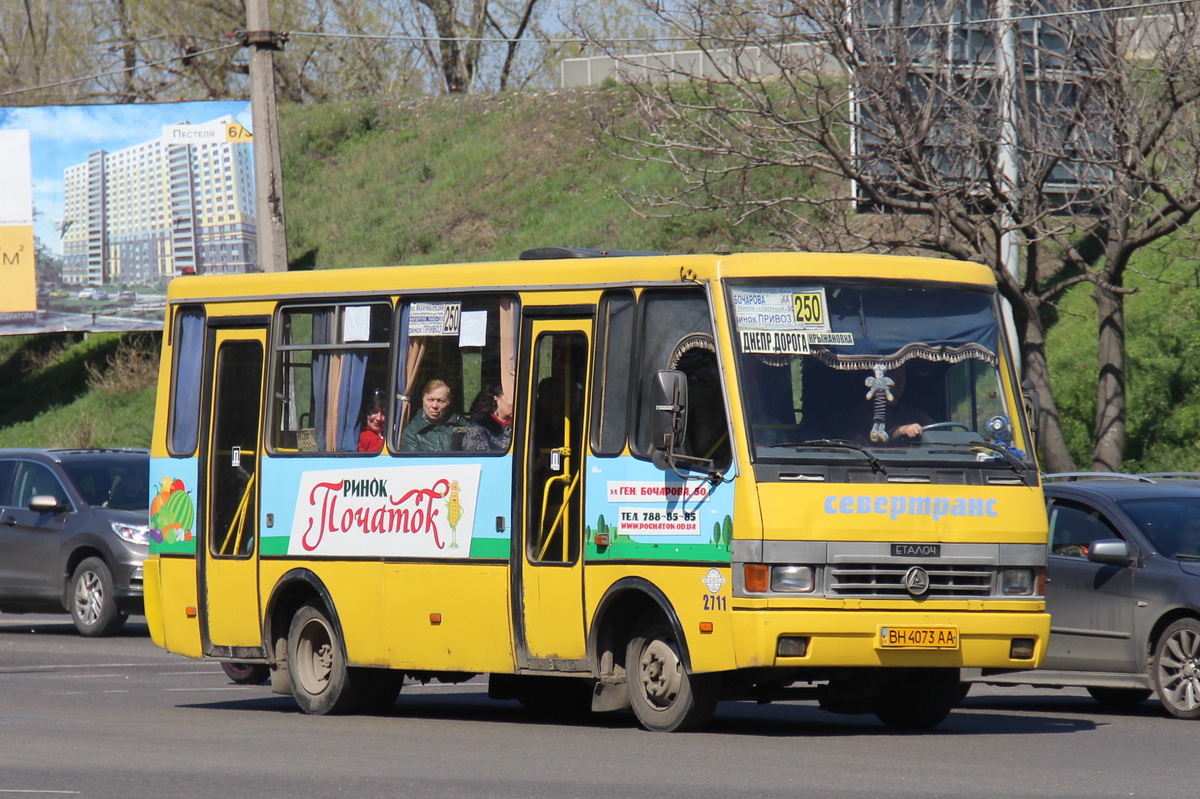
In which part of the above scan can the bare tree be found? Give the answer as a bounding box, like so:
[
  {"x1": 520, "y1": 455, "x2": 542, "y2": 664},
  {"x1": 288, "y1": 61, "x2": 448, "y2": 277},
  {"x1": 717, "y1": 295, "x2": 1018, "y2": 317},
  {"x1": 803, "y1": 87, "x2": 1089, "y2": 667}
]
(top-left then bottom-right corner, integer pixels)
[
  {"x1": 1, "y1": 0, "x2": 556, "y2": 104},
  {"x1": 0, "y1": 0, "x2": 100, "y2": 104},
  {"x1": 588, "y1": 0, "x2": 1200, "y2": 472}
]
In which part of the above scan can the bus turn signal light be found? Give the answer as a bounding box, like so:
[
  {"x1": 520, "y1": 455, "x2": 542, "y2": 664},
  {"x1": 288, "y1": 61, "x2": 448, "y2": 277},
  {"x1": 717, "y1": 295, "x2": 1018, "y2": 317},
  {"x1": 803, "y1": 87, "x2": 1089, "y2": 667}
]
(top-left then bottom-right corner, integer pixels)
[{"x1": 744, "y1": 564, "x2": 770, "y2": 593}]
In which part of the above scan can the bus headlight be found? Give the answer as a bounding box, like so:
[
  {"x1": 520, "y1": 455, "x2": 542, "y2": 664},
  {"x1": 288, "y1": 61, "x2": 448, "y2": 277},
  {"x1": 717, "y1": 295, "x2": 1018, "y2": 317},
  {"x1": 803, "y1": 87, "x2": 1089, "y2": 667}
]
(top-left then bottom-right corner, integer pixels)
[
  {"x1": 771, "y1": 565, "x2": 815, "y2": 593},
  {"x1": 1001, "y1": 568, "x2": 1035, "y2": 596}
]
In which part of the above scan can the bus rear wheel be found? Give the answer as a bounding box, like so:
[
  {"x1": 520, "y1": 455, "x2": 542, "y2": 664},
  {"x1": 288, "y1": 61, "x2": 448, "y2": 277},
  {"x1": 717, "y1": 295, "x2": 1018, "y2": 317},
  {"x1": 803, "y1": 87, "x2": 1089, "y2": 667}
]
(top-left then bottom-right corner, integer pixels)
[
  {"x1": 287, "y1": 601, "x2": 362, "y2": 715},
  {"x1": 625, "y1": 616, "x2": 719, "y2": 732},
  {"x1": 870, "y1": 668, "x2": 959, "y2": 730}
]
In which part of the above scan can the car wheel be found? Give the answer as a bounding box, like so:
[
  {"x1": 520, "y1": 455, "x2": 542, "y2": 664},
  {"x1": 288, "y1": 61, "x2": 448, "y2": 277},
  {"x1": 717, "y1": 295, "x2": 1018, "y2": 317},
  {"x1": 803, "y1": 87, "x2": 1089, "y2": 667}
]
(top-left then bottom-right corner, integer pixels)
[
  {"x1": 70, "y1": 557, "x2": 127, "y2": 637},
  {"x1": 871, "y1": 668, "x2": 959, "y2": 730},
  {"x1": 625, "y1": 615, "x2": 719, "y2": 732},
  {"x1": 221, "y1": 662, "x2": 271, "y2": 685},
  {"x1": 287, "y1": 601, "x2": 363, "y2": 715},
  {"x1": 1153, "y1": 618, "x2": 1200, "y2": 720},
  {"x1": 1086, "y1": 686, "x2": 1152, "y2": 708}
]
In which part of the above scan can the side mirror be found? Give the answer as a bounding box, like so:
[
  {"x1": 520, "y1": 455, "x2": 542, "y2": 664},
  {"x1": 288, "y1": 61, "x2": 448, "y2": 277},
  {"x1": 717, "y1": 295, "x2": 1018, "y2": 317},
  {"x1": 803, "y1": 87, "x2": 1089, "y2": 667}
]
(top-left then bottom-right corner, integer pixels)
[
  {"x1": 1088, "y1": 538, "x2": 1134, "y2": 566},
  {"x1": 1021, "y1": 379, "x2": 1040, "y2": 433},
  {"x1": 649, "y1": 370, "x2": 688, "y2": 452},
  {"x1": 29, "y1": 494, "x2": 68, "y2": 513}
]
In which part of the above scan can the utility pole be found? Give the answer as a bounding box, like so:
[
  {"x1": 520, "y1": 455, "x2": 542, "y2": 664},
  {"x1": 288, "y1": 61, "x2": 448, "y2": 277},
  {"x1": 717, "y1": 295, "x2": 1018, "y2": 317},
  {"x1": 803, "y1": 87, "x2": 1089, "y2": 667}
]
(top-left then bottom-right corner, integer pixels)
[
  {"x1": 996, "y1": 0, "x2": 1021, "y2": 370},
  {"x1": 245, "y1": 0, "x2": 288, "y2": 272}
]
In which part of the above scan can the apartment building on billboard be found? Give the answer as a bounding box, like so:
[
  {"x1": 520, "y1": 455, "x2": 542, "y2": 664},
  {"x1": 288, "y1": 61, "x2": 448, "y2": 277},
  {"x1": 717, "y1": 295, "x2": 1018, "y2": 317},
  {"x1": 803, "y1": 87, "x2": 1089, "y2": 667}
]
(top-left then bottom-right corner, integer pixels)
[{"x1": 60, "y1": 115, "x2": 256, "y2": 286}]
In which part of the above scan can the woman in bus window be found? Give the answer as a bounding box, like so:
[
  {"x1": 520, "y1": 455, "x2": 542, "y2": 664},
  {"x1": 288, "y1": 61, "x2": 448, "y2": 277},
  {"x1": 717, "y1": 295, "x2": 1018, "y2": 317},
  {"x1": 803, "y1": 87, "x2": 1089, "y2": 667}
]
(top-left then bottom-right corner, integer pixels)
[
  {"x1": 357, "y1": 391, "x2": 387, "y2": 453},
  {"x1": 401, "y1": 379, "x2": 467, "y2": 452}
]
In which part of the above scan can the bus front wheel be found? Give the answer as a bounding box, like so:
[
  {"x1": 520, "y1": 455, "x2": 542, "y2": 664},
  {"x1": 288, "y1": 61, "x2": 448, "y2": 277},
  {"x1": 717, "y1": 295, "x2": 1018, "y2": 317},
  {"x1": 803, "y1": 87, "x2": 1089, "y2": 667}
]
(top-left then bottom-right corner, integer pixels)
[
  {"x1": 625, "y1": 616, "x2": 719, "y2": 732},
  {"x1": 287, "y1": 601, "x2": 362, "y2": 715},
  {"x1": 870, "y1": 668, "x2": 959, "y2": 730}
]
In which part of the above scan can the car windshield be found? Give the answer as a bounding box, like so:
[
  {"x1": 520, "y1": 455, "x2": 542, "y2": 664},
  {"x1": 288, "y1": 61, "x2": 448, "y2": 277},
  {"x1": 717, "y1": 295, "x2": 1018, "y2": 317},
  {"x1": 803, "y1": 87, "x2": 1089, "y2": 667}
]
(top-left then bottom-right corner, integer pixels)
[
  {"x1": 1118, "y1": 496, "x2": 1200, "y2": 560},
  {"x1": 729, "y1": 281, "x2": 1032, "y2": 467},
  {"x1": 60, "y1": 455, "x2": 149, "y2": 511}
]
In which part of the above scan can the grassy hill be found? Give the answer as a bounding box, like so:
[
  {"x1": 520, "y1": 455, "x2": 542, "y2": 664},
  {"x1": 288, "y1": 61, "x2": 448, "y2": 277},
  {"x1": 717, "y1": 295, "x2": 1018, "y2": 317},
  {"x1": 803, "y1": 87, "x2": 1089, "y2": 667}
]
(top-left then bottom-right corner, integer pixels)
[{"x1": 2, "y1": 88, "x2": 1198, "y2": 471}]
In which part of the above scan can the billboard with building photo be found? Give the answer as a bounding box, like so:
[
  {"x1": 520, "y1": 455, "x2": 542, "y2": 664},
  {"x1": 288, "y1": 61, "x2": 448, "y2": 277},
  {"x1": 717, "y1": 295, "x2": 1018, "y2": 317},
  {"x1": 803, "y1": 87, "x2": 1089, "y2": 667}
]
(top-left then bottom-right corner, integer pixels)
[{"x1": 0, "y1": 101, "x2": 257, "y2": 336}]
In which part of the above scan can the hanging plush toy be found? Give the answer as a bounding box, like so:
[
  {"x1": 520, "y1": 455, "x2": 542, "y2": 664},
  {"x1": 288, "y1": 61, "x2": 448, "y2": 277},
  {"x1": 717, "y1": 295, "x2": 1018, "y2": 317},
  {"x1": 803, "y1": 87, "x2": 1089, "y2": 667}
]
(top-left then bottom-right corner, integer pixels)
[{"x1": 864, "y1": 363, "x2": 894, "y2": 443}]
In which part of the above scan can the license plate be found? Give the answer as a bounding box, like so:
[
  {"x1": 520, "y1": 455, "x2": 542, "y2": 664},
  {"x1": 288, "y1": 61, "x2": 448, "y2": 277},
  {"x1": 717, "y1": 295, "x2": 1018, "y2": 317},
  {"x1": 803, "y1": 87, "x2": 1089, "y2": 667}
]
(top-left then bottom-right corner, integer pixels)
[{"x1": 879, "y1": 626, "x2": 959, "y2": 649}]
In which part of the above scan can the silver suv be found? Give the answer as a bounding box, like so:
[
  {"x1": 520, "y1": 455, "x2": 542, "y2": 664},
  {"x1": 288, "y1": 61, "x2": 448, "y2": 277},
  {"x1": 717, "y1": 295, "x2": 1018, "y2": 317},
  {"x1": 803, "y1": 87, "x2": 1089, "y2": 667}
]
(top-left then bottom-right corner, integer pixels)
[
  {"x1": 964, "y1": 473, "x2": 1200, "y2": 719},
  {"x1": 0, "y1": 448, "x2": 149, "y2": 636}
]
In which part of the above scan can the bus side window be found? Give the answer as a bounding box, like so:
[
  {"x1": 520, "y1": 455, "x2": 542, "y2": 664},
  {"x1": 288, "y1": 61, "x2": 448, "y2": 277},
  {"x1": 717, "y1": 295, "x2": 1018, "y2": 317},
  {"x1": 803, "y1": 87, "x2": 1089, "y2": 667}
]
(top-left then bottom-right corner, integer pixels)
[
  {"x1": 394, "y1": 295, "x2": 518, "y2": 454},
  {"x1": 591, "y1": 290, "x2": 636, "y2": 456},
  {"x1": 271, "y1": 302, "x2": 391, "y2": 453},
  {"x1": 168, "y1": 305, "x2": 206, "y2": 456},
  {"x1": 633, "y1": 289, "x2": 732, "y2": 471}
]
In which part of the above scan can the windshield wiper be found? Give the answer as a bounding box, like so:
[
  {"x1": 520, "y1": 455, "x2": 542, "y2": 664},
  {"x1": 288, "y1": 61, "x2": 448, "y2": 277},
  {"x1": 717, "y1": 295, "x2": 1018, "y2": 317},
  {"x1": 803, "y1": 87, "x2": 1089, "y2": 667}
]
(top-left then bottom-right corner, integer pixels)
[
  {"x1": 1174, "y1": 553, "x2": 1200, "y2": 561},
  {"x1": 767, "y1": 439, "x2": 887, "y2": 474},
  {"x1": 916, "y1": 438, "x2": 1029, "y2": 473},
  {"x1": 967, "y1": 440, "x2": 1030, "y2": 473}
]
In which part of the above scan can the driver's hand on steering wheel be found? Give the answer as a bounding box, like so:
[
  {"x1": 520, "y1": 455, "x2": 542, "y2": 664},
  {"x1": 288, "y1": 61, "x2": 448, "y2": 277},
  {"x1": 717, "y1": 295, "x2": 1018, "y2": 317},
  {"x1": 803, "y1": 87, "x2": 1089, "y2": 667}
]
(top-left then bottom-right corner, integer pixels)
[{"x1": 891, "y1": 423, "x2": 923, "y2": 440}]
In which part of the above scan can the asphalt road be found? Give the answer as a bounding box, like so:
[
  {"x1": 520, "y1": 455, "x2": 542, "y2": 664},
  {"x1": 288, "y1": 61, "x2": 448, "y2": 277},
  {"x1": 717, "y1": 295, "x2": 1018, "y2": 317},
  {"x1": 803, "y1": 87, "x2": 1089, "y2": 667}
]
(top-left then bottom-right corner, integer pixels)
[{"x1": 0, "y1": 613, "x2": 1194, "y2": 799}]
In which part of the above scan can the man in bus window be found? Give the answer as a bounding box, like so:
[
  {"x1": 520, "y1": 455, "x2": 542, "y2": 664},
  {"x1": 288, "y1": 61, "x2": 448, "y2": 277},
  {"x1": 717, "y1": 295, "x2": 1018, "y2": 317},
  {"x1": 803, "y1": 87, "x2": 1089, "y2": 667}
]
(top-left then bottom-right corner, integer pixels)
[
  {"x1": 400, "y1": 379, "x2": 467, "y2": 452},
  {"x1": 462, "y1": 384, "x2": 514, "y2": 452}
]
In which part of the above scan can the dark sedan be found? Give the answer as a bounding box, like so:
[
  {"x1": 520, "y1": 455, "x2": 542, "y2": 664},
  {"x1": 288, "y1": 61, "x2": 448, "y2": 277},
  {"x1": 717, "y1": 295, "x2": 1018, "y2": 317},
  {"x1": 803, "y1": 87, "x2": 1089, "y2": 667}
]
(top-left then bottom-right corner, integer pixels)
[{"x1": 964, "y1": 473, "x2": 1200, "y2": 719}]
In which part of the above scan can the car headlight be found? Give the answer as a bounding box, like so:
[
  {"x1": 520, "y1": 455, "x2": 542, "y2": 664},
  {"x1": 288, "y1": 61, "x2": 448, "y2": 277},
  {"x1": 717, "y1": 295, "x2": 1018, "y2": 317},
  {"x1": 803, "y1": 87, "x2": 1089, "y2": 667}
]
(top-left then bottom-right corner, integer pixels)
[
  {"x1": 771, "y1": 565, "x2": 816, "y2": 593},
  {"x1": 111, "y1": 520, "x2": 150, "y2": 546},
  {"x1": 1001, "y1": 568, "x2": 1035, "y2": 596}
]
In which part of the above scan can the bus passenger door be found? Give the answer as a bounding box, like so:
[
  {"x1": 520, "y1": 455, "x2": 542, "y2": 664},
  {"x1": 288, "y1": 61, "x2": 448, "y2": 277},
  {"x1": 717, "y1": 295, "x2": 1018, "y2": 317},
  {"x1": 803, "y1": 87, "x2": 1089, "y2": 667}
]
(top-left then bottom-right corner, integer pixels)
[
  {"x1": 199, "y1": 326, "x2": 267, "y2": 660},
  {"x1": 516, "y1": 315, "x2": 591, "y2": 671}
]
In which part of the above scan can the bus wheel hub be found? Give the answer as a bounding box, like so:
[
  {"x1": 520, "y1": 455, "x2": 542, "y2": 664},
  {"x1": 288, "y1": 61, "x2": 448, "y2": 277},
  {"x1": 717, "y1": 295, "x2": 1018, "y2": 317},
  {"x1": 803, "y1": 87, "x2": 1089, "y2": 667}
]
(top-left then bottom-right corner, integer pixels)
[{"x1": 639, "y1": 640, "x2": 682, "y2": 707}]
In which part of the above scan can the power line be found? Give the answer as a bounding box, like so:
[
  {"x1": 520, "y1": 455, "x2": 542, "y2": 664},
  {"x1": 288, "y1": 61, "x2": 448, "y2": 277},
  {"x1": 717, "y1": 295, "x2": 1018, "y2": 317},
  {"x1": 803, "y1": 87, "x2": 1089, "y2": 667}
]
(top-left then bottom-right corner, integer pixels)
[
  {"x1": 0, "y1": 42, "x2": 240, "y2": 100},
  {"x1": 0, "y1": 0, "x2": 1191, "y2": 100},
  {"x1": 862, "y1": 0, "x2": 1196, "y2": 35},
  {"x1": 288, "y1": 2, "x2": 1196, "y2": 46}
]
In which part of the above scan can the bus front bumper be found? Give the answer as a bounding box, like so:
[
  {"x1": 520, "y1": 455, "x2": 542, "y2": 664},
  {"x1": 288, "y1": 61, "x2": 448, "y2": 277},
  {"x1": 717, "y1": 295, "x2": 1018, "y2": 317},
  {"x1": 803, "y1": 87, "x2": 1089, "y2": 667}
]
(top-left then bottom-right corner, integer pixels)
[{"x1": 728, "y1": 605, "x2": 1051, "y2": 671}]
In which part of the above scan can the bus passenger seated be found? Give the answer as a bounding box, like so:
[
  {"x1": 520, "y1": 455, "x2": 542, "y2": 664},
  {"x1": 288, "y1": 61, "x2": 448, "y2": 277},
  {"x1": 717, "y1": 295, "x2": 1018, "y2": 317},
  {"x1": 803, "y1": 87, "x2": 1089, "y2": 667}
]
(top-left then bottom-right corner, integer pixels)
[
  {"x1": 357, "y1": 392, "x2": 386, "y2": 453},
  {"x1": 462, "y1": 384, "x2": 514, "y2": 452},
  {"x1": 400, "y1": 379, "x2": 467, "y2": 452}
]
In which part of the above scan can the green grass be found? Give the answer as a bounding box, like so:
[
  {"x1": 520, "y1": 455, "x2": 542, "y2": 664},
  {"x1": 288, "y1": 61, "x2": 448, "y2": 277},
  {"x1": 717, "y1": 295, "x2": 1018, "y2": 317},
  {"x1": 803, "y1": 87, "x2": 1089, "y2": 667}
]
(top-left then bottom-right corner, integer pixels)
[
  {"x1": 0, "y1": 332, "x2": 158, "y2": 448},
  {"x1": 3, "y1": 87, "x2": 1198, "y2": 470}
]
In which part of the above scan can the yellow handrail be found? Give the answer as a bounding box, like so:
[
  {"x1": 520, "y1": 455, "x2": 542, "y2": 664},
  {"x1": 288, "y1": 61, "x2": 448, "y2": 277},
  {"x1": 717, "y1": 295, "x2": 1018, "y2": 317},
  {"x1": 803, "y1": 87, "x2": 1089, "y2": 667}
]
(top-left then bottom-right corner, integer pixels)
[{"x1": 218, "y1": 470, "x2": 256, "y2": 556}]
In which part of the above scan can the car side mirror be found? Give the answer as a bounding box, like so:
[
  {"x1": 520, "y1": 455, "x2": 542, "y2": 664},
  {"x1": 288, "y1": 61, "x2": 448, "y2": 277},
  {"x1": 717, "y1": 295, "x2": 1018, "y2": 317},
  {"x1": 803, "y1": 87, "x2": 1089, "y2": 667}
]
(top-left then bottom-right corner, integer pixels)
[
  {"x1": 649, "y1": 370, "x2": 688, "y2": 453},
  {"x1": 1087, "y1": 538, "x2": 1134, "y2": 566},
  {"x1": 29, "y1": 494, "x2": 68, "y2": 513}
]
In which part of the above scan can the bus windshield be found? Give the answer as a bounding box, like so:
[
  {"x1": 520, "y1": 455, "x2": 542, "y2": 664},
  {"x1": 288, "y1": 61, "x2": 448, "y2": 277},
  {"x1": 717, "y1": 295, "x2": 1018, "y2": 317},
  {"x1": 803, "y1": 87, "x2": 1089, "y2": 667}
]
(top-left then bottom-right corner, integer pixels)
[{"x1": 730, "y1": 281, "x2": 1031, "y2": 467}]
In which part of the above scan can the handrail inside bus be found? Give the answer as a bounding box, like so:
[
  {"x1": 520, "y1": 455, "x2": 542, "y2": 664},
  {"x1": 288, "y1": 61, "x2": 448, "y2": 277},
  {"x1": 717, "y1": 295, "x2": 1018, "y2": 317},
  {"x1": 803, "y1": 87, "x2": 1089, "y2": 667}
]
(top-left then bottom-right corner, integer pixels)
[
  {"x1": 219, "y1": 470, "x2": 256, "y2": 556},
  {"x1": 537, "y1": 469, "x2": 581, "y2": 562}
]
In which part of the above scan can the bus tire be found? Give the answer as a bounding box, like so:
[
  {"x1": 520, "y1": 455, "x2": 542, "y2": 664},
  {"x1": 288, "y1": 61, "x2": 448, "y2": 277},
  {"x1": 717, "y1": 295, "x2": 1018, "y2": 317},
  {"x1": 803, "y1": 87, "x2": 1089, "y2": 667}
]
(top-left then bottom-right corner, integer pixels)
[
  {"x1": 356, "y1": 668, "x2": 404, "y2": 714},
  {"x1": 871, "y1": 668, "x2": 959, "y2": 730},
  {"x1": 625, "y1": 615, "x2": 719, "y2": 732},
  {"x1": 287, "y1": 601, "x2": 362, "y2": 715},
  {"x1": 514, "y1": 675, "x2": 594, "y2": 719}
]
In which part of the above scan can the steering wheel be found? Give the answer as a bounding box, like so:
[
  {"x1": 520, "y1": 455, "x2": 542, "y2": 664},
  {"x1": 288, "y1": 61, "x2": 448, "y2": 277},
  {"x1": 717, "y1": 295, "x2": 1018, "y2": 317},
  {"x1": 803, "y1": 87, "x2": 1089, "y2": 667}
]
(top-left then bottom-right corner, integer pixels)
[{"x1": 922, "y1": 421, "x2": 971, "y2": 432}]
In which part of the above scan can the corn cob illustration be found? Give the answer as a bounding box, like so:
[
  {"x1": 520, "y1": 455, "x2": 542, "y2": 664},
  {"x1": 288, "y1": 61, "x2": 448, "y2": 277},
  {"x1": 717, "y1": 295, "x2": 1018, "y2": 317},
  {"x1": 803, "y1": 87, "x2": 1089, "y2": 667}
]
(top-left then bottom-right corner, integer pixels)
[{"x1": 446, "y1": 480, "x2": 463, "y2": 548}]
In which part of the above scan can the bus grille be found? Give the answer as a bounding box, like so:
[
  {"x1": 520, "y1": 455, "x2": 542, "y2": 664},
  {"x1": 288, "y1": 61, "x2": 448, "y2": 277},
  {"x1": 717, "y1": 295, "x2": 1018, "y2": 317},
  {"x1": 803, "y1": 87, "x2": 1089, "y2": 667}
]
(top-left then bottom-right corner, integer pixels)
[{"x1": 828, "y1": 563, "x2": 994, "y2": 598}]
